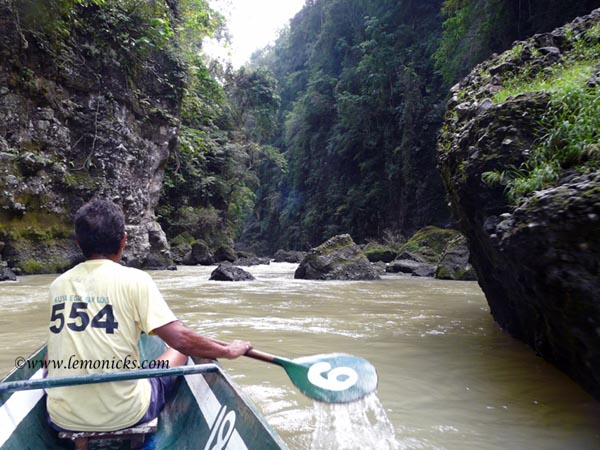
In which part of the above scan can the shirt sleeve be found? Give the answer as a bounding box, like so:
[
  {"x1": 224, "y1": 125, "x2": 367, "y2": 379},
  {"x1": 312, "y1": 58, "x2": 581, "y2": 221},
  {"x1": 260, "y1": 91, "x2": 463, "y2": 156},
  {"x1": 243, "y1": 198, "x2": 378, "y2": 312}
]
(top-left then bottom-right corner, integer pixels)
[{"x1": 134, "y1": 271, "x2": 178, "y2": 334}]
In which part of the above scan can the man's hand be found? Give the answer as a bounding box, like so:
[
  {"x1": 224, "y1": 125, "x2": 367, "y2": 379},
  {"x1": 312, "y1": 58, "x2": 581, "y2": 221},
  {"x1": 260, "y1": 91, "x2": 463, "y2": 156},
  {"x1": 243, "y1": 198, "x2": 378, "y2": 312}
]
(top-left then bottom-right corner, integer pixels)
[
  {"x1": 226, "y1": 340, "x2": 253, "y2": 359},
  {"x1": 154, "y1": 321, "x2": 252, "y2": 360}
]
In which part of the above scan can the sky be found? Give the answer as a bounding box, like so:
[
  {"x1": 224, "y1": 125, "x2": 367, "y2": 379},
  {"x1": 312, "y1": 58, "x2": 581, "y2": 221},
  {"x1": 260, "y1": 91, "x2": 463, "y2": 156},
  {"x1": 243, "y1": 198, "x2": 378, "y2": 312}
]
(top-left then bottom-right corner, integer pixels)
[{"x1": 203, "y1": 0, "x2": 306, "y2": 67}]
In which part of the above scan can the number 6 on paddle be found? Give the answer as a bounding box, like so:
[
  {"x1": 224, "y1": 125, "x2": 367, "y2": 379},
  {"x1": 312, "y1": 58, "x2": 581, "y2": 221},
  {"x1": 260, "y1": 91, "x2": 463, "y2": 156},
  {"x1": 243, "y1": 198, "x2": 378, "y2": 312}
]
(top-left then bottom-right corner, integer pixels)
[{"x1": 285, "y1": 353, "x2": 376, "y2": 403}]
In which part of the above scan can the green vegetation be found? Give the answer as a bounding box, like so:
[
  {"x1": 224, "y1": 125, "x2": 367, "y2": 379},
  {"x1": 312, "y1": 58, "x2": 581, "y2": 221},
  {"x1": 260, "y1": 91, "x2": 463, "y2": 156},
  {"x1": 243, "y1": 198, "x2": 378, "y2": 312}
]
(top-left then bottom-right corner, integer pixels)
[
  {"x1": 63, "y1": 172, "x2": 100, "y2": 191},
  {"x1": 19, "y1": 255, "x2": 72, "y2": 274},
  {"x1": 18, "y1": 0, "x2": 187, "y2": 64},
  {"x1": 494, "y1": 63, "x2": 596, "y2": 103},
  {"x1": 0, "y1": 211, "x2": 72, "y2": 241},
  {"x1": 157, "y1": 65, "x2": 281, "y2": 251},
  {"x1": 239, "y1": 0, "x2": 600, "y2": 252},
  {"x1": 434, "y1": 0, "x2": 600, "y2": 84},
  {"x1": 19, "y1": 259, "x2": 47, "y2": 274},
  {"x1": 8, "y1": 0, "x2": 284, "y2": 258},
  {"x1": 434, "y1": 0, "x2": 509, "y2": 84},
  {"x1": 171, "y1": 231, "x2": 196, "y2": 247},
  {"x1": 482, "y1": 32, "x2": 599, "y2": 203}
]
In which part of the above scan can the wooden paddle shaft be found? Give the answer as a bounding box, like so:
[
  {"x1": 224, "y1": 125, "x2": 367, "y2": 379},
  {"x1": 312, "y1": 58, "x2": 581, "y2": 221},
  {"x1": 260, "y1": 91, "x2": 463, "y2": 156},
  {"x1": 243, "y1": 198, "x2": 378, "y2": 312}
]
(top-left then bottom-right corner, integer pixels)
[{"x1": 211, "y1": 338, "x2": 278, "y2": 364}]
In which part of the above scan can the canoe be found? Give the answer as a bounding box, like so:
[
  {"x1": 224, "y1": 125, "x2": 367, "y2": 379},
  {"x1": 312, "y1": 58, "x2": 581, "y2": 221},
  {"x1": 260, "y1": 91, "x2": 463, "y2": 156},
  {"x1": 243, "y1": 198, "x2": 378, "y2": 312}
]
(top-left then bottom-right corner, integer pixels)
[{"x1": 0, "y1": 334, "x2": 290, "y2": 449}]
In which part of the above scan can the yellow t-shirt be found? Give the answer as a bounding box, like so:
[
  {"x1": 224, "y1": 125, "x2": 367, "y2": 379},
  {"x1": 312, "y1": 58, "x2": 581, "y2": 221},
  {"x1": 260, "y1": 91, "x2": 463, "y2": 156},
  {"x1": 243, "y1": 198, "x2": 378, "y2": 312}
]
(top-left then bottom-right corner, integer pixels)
[{"x1": 46, "y1": 259, "x2": 177, "y2": 431}]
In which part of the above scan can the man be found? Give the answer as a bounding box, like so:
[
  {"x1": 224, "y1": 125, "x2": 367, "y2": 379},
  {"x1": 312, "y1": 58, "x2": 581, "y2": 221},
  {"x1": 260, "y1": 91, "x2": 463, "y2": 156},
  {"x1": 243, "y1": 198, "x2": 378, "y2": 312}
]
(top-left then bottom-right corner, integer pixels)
[{"x1": 46, "y1": 199, "x2": 252, "y2": 432}]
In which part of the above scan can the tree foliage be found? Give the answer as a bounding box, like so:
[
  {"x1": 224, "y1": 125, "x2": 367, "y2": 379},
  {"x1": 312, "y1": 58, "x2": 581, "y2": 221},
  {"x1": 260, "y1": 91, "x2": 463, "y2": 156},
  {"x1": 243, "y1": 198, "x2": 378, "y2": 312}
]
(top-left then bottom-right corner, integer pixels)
[
  {"x1": 434, "y1": 0, "x2": 600, "y2": 84},
  {"x1": 158, "y1": 61, "x2": 281, "y2": 250},
  {"x1": 241, "y1": 0, "x2": 600, "y2": 253},
  {"x1": 244, "y1": 0, "x2": 450, "y2": 252}
]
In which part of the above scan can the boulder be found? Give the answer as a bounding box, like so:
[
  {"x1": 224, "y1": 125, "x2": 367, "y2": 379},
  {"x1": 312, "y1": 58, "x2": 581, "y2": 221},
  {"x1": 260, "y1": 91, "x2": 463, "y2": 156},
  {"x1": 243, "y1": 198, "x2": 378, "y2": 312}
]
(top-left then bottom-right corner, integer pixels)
[
  {"x1": 294, "y1": 234, "x2": 380, "y2": 280},
  {"x1": 386, "y1": 259, "x2": 436, "y2": 277},
  {"x1": 184, "y1": 241, "x2": 214, "y2": 265},
  {"x1": 272, "y1": 249, "x2": 306, "y2": 263},
  {"x1": 395, "y1": 250, "x2": 429, "y2": 263},
  {"x1": 2, "y1": 239, "x2": 82, "y2": 275},
  {"x1": 209, "y1": 263, "x2": 255, "y2": 281},
  {"x1": 398, "y1": 226, "x2": 462, "y2": 264},
  {"x1": 169, "y1": 232, "x2": 195, "y2": 264},
  {"x1": 414, "y1": 265, "x2": 437, "y2": 278},
  {"x1": 232, "y1": 250, "x2": 270, "y2": 266},
  {"x1": 385, "y1": 227, "x2": 472, "y2": 279},
  {"x1": 435, "y1": 235, "x2": 477, "y2": 281},
  {"x1": 371, "y1": 261, "x2": 387, "y2": 276},
  {"x1": 363, "y1": 244, "x2": 398, "y2": 263},
  {"x1": 213, "y1": 245, "x2": 237, "y2": 263},
  {"x1": 0, "y1": 261, "x2": 16, "y2": 282}
]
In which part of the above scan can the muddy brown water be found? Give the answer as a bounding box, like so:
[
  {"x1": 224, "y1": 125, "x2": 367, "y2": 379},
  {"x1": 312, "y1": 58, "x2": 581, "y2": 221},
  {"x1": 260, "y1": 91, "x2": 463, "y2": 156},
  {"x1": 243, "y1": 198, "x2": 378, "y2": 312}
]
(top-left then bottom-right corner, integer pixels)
[{"x1": 1, "y1": 263, "x2": 599, "y2": 449}]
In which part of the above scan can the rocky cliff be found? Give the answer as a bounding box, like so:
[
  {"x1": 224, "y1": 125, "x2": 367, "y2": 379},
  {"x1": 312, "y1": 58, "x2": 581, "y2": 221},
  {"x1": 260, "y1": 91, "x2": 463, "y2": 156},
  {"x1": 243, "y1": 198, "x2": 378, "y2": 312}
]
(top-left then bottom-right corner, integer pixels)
[
  {"x1": 438, "y1": 10, "x2": 600, "y2": 399},
  {"x1": 0, "y1": 1, "x2": 184, "y2": 273}
]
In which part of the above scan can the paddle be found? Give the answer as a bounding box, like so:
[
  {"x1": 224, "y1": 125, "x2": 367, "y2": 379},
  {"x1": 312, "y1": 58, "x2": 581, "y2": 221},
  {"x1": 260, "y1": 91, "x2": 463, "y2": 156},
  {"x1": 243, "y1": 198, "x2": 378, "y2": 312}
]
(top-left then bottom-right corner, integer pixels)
[
  {"x1": 214, "y1": 339, "x2": 378, "y2": 403},
  {"x1": 0, "y1": 363, "x2": 219, "y2": 393}
]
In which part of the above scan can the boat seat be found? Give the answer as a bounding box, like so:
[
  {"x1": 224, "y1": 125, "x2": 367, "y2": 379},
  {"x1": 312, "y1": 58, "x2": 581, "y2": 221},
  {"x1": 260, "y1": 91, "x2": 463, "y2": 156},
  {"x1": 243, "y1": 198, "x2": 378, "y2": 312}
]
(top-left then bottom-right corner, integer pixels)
[{"x1": 58, "y1": 417, "x2": 158, "y2": 450}]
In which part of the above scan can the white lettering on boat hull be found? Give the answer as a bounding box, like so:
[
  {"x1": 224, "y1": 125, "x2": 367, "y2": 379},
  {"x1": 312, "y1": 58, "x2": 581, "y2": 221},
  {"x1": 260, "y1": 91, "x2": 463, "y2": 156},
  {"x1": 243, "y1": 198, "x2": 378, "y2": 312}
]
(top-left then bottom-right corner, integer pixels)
[
  {"x1": 204, "y1": 405, "x2": 236, "y2": 450},
  {"x1": 185, "y1": 366, "x2": 248, "y2": 450},
  {"x1": 0, "y1": 369, "x2": 45, "y2": 447}
]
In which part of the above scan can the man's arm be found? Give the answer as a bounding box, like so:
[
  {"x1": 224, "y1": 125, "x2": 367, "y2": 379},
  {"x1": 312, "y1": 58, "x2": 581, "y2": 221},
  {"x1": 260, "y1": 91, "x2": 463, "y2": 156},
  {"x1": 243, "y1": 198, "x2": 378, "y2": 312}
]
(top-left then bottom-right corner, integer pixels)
[{"x1": 153, "y1": 321, "x2": 252, "y2": 359}]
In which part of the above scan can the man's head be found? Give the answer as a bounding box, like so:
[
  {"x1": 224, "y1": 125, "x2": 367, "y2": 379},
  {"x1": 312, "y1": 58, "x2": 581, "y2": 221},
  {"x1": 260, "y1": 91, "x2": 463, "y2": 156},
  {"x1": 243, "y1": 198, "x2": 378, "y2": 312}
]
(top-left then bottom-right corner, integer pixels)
[{"x1": 75, "y1": 199, "x2": 126, "y2": 259}]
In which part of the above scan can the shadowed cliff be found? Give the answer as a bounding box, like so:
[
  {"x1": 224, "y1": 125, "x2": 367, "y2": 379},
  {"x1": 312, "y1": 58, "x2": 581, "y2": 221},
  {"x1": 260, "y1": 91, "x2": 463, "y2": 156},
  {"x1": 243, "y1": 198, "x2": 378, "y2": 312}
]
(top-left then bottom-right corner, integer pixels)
[{"x1": 438, "y1": 9, "x2": 600, "y2": 399}]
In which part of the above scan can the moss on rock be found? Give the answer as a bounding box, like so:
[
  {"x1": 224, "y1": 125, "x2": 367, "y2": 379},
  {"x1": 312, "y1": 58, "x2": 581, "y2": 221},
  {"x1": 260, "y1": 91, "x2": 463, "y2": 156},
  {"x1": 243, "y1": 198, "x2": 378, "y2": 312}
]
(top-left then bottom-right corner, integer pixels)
[
  {"x1": 400, "y1": 227, "x2": 463, "y2": 264},
  {"x1": 8, "y1": 238, "x2": 81, "y2": 275},
  {"x1": 295, "y1": 234, "x2": 380, "y2": 281},
  {"x1": 363, "y1": 244, "x2": 398, "y2": 263},
  {"x1": 0, "y1": 211, "x2": 72, "y2": 241}
]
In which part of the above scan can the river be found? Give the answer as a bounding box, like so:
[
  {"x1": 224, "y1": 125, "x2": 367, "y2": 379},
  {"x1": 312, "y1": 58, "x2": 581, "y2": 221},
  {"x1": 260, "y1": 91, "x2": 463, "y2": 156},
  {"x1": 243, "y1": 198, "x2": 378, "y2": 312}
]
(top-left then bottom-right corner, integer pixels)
[{"x1": 1, "y1": 263, "x2": 599, "y2": 449}]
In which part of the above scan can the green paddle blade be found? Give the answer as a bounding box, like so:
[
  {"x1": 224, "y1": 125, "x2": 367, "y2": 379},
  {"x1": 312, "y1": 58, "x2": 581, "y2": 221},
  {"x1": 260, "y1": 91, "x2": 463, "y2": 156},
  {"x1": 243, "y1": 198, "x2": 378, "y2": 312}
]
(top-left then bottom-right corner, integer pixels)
[{"x1": 274, "y1": 353, "x2": 378, "y2": 403}]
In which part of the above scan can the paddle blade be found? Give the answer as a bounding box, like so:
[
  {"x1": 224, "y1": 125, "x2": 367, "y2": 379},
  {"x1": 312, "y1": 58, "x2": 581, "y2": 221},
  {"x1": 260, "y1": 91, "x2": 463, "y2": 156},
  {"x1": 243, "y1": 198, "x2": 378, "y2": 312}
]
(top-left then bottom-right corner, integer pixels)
[{"x1": 276, "y1": 353, "x2": 378, "y2": 403}]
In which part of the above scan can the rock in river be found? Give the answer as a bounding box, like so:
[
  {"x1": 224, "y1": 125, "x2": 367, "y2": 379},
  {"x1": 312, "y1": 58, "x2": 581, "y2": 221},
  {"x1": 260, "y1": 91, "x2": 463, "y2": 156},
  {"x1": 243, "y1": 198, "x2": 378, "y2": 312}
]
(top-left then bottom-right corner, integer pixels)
[
  {"x1": 209, "y1": 263, "x2": 255, "y2": 282},
  {"x1": 295, "y1": 234, "x2": 380, "y2": 281},
  {"x1": 435, "y1": 235, "x2": 477, "y2": 281},
  {"x1": 0, "y1": 261, "x2": 16, "y2": 282}
]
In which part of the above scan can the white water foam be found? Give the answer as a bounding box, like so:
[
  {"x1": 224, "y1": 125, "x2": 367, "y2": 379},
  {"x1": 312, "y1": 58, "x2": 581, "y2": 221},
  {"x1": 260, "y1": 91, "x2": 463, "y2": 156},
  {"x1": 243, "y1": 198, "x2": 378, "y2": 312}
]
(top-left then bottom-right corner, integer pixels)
[{"x1": 310, "y1": 393, "x2": 400, "y2": 450}]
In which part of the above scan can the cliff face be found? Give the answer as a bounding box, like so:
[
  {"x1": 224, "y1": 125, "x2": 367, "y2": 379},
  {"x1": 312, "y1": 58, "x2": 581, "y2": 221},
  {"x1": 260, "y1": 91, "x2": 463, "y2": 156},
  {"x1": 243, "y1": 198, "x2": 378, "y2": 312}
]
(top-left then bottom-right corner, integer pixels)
[
  {"x1": 0, "y1": 2, "x2": 184, "y2": 273},
  {"x1": 438, "y1": 9, "x2": 600, "y2": 399}
]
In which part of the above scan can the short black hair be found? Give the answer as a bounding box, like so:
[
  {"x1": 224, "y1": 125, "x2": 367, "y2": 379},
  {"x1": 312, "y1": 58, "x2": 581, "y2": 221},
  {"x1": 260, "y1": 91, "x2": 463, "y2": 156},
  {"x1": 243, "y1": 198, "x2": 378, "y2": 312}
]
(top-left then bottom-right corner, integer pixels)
[{"x1": 74, "y1": 199, "x2": 125, "y2": 258}]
